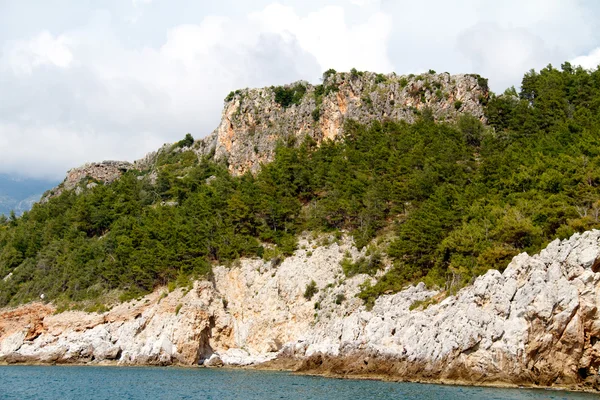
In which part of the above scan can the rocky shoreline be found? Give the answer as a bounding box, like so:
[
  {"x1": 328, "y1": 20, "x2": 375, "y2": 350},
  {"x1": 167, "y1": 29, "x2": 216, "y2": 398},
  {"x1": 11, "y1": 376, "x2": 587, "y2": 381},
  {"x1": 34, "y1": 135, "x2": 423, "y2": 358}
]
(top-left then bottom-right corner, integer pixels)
[
  {"x1": 0, "y1": 359, "x2": 596, "y2": 394},
  {"x1": 2, "y1": 231, "x2": 600, "y2": 392}
]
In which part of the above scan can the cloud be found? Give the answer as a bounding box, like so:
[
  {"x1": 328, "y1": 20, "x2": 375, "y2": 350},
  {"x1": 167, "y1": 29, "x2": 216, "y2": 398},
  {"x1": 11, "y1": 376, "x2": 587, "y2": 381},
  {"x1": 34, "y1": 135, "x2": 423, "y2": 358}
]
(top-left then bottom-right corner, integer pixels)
[
  {"x1": 3, "y1": 31, "x2": 74, "y2": 75},
  {"x1": 572, "y1": 48, "x2": 600, "y2": 70},
  {"x1": 0, "y1": 0, "x2": 598, "y2": 180},
  {"x1": 457, "y1": 23, "x2": 557, "y2": 90},
  {"x1": 380, "y1": 0, "x2": 597, "y2": 91},
  {"x1": 249, "y1": 4, "x2": 392, "y2": 73},
  {"x1": 0, "y1": 121, "x2": 166, "y2": 180},
  {"x1": 349, "y1": 0, "x2": 378, "y2": 6},
  {"x1": 2, "y1": 3, "x2": 392, "y2": 179}
]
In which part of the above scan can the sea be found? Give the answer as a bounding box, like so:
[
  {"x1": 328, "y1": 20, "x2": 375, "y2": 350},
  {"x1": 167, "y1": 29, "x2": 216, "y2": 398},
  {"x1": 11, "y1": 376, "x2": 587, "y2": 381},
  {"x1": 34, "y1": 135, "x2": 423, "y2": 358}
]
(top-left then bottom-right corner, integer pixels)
[{"x1": 0, "y1": 366, "x2": 598, "y2": 400}]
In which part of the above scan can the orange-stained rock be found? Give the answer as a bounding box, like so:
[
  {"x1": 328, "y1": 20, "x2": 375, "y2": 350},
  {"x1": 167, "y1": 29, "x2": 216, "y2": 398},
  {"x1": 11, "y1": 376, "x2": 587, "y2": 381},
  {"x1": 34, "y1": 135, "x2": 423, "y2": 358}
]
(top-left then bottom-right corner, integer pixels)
[{"x1": 198, "y1": 71, "x2": 488, "y2": 176}]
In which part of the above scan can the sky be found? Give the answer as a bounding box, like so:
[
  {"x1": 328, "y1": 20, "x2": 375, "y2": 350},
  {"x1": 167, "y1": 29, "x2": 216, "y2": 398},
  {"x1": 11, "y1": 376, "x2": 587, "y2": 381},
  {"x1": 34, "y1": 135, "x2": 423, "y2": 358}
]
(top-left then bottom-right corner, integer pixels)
[{"x1": 1, "y1": 0, "x2": 599, "y2": 181}]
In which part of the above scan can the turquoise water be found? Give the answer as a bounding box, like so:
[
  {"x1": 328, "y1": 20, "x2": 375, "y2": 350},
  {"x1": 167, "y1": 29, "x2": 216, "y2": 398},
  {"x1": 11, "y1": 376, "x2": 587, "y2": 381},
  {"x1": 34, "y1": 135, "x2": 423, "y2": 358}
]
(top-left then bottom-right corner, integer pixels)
[{"x1": 0, "y1": 366, "x2": 597, "y2": 400}]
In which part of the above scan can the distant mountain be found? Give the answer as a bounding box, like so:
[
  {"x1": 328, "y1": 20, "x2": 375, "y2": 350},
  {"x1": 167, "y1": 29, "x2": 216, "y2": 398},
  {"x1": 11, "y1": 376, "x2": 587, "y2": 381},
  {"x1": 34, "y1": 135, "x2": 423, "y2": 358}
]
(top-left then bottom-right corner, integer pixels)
[{"x1": 0, "y1": 175, "x2": 59, "y2": 216}]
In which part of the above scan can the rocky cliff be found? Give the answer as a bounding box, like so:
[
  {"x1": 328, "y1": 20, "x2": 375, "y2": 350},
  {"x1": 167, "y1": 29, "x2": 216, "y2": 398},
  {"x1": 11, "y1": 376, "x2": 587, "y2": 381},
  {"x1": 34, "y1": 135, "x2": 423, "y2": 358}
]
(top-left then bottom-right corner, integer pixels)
[
  {"x1": 42, "y1": 71, "x2": 488, "y2": 200},
  {"x1": 2, "y1": 230, "x2": 600, "y2": 391},
  {"x1": 197, "y1": 71, "x2": 488, "y2": 175}
]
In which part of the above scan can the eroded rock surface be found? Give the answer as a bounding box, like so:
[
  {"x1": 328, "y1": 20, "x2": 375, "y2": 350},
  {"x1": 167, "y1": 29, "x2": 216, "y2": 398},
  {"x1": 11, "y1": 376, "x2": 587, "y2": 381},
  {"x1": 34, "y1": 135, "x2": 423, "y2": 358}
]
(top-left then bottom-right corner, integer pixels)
[
  {"x1": 197, "y1": 71, "x2": 488, "y2": 175},
  {"x1": 2, "y1": 231, "x2": 600, "y2": 391}
]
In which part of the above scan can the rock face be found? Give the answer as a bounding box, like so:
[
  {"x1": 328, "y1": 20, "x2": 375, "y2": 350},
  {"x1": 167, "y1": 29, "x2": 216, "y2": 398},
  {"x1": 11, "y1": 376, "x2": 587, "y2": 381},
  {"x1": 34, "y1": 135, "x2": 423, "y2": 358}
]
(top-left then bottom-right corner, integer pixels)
[
  {"x1": 2, "y1": 230, "x2": 600, "y2": 391},
  {"x1": 196, "y1": 71, "x2": 488, "y2": 175}
]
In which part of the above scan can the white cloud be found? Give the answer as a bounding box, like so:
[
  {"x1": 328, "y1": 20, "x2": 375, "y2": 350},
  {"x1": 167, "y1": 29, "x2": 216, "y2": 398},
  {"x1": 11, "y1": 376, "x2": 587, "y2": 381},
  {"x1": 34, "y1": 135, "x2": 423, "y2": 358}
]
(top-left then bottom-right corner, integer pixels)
[
  {"x1": 0, "y1": 122, "x2": 165, "y2": 180},
  {"x1": 250, "y1": 4, "x2": 393, "y2": 73},
  {"x1": 3, "y1": 31, "x2": 74, "y2": 75},
  {"x1": 381, "y1": 0, "x2": 596, "y2": 91},
  {"x1": 0, "y1": 0, "x2": 598, "y2": 180},
  {"x1": 572, "y1": 48, "x2": 600, "y2": 70},
  {"x1": 132, "y1": 0, "x2": 153, "y2": 6},
  {"x1": 457, "y1": 23, "x2": 557, "y2": 90},
  {"x1": 5, "y1": 3, "x2": 389, "y2": 179},
  {"x1": 349, "y1": 0, "x2": 379, "y2": 6}
]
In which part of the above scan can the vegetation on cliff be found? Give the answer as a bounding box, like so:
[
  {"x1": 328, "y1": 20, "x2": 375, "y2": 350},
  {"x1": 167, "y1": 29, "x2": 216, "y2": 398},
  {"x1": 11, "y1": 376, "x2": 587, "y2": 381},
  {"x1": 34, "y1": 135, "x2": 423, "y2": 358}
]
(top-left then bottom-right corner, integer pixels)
[{"x1": 1, "y1": 63, "x2": 600, "y2": 308}]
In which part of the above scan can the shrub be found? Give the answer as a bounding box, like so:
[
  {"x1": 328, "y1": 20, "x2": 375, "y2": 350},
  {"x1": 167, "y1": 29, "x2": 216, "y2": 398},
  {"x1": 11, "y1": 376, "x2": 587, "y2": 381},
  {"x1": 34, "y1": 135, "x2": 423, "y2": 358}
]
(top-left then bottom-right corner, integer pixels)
[
  {"x1": 224, "y1": 90, "x2": 242, "y2": 102},
  {"x1": 322, "y1": 68, "x2": 337, "y2": 81},
  {"x1": 334, "y1": 293, "x2": 346, "y2": 305},
  {"x1": 278, "y1": 235, "x2": 298, "y2": 256},
  {"x1": 313, "y1": 83, "x2": 339, "y2": 109},
  {"x1": 409, "y1": 296, "x2": 438, "y2": 311},
  {"x1": 454, "y1": 100, "x2": 463, "y2": 110},
  {"x1": 312, "y1": 107, "x2": 321, "y2": 122},
  {"x1": 304, "y1": 280, "x2": 318, "y2": 300},
  {"x1": 470, "y1": 74, "x2": 489, "y2": 93},
  {"x1": 177, "y1": 133, "x2": 194, "y2": 148},
  {"x1": 375, "y1": 73, "x2": 387, "y2": 84},
  {"x1": 350, "y1": 68, "x2": 363, "y2": 79},
  {"x1": 341, "y1": 253, "x2": 382, "y2": 277},
  {"x1": 273, "y1": 84, "x2": 307, "y2": 108},
  {"x1": 158, "y1": 292, "x2": 168, "y2": 303}
]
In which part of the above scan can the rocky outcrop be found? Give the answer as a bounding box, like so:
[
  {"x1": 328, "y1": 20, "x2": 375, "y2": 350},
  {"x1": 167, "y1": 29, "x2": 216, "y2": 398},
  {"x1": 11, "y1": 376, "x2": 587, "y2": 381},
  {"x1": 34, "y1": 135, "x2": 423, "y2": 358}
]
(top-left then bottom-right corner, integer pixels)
[
  {"x1": 2, "y1": 231, "x2": 600, "y2": 391},
  {"x1": 41, "y1": 161, "x2": 135, "y2": 202},
  {"x1": 196, "y1": 71, "x2": 488, "y2": 175},
  {"x1": 293, "y1": 232, "x2": 600, "y2": 389},
  {"x1": 40, "y1": 71, "x2": 488, "y2": 198}
]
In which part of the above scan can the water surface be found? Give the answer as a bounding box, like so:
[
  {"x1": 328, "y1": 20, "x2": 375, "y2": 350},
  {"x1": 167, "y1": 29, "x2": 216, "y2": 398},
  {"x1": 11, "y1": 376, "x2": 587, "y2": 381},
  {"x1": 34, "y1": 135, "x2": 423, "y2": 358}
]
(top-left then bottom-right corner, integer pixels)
[{"x1": 0, "y1": 366, "x2": 597, "y2": 400}]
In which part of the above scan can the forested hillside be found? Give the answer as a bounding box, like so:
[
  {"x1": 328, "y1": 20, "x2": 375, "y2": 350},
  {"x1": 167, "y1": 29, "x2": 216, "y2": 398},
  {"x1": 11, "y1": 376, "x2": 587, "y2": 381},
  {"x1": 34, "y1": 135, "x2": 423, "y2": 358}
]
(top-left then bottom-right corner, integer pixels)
[{"x1": 1, "y1": 63, "x2": 600, "y2": 310}]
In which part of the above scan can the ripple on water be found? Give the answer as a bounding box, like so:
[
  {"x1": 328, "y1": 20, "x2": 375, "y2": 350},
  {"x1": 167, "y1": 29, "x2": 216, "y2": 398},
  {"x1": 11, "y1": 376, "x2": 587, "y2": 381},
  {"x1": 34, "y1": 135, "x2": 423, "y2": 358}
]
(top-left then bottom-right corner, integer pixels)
[{"x1": 0, "y1": 366, "x2": 597, "y2": 400}]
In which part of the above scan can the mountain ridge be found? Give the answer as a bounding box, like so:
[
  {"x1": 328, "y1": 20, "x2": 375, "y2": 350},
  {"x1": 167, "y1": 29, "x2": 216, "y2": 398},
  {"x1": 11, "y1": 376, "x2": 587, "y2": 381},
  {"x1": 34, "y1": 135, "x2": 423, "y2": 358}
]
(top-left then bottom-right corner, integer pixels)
[
  {"x1": 42, "y1": 70, "x2": 488, "y2": 199},
  {"x1": 0, "y1": 175, "x2": 58, "y2": 217}
]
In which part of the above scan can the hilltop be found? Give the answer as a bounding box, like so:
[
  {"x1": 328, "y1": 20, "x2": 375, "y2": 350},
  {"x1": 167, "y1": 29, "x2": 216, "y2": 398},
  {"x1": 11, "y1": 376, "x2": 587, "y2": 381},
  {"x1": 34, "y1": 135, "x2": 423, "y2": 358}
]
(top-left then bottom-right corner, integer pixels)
[
  {"x1": 197, "y1": 70, "x2": 487, "y2": 175},
  {"x1": 43, "y1": 69, "x2": 488, "y2": 201}
]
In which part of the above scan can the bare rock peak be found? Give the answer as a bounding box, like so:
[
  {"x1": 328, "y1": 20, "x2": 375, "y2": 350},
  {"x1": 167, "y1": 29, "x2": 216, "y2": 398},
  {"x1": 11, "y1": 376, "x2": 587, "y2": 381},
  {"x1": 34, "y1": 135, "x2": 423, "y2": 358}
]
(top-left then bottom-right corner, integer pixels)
[{"x1": 199, "y1": 70, "x2": 489, "y2": 175}]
